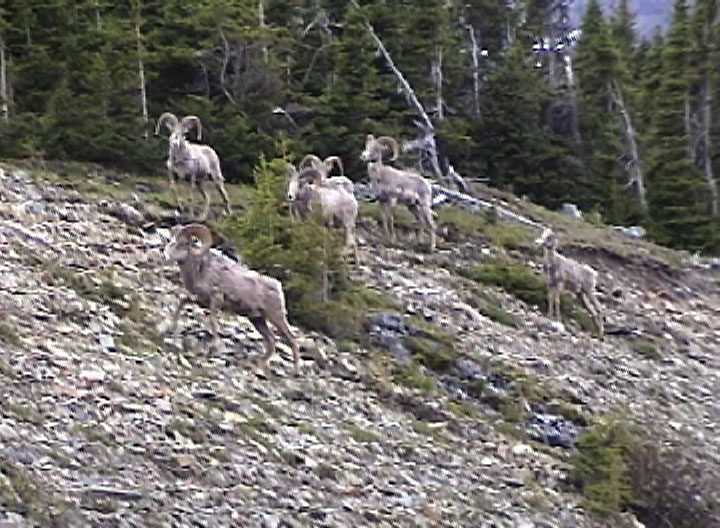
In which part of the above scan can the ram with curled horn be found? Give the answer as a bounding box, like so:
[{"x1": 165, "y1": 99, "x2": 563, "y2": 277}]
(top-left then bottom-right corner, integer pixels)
[
  {"x1": 286, "y1": 163, "x2": 360, "y2": 264},
  {"x1": 359, "y1": 134, "x2": 436, "y2": 251},
  {"x1": 298, "y1": 154, "x2": 354, "y2": 195},
  {"x1": 161, "y1": 223, "x2": 300, "y2": 375},
  {"x1": 155, "y1": 112, "x2": 232, "y2": 221}
]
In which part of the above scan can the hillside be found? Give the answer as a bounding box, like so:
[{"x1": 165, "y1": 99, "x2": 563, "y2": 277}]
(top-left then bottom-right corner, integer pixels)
[{"x1": 1, "y1": 162, "x2": 719, "y2": 527}]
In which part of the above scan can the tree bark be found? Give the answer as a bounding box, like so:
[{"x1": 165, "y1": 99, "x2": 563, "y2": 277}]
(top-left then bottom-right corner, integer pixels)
[
  {"x1": 701, "y1": 73, "x2": 718, "y2": 215},
  {"x1": 350, "y1": 0, "x2": 442, "y2": 178},
  {"x1": 466, "y1": 25, "x2": 481, "y2": 117},
  {"x1": 609, "y1": 80, "x2": 647, "y2": 210},
  {"x1": 432, "y1": 46, "x2": 444, "y2": 121},
  {"x1": 133, "y1": 1, "x2": 149, "y2": 137},
  {"x1": 259, "y1": 0, "x2": 268, "y2": 63},
  {"x1": 0, "y1": 37, "x2": 8, "y2": 124}
]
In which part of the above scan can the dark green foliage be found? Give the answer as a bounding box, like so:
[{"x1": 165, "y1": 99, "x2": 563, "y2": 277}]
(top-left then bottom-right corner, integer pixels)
[
  {"x1": 572, "y1": 417, "x2": 720, "y2": 526},
  {"x1": 462, "y1": 260, "x2": 547, "y2": 309},
  {"x1": 572, "y1": 417, "x2": 635, "y2": 515},
  {"x1": 219, "y1": 156, "x2": 390, "y2": 338}
]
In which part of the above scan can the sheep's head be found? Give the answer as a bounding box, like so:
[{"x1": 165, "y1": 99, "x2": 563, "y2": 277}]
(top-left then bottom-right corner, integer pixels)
[
  {"x1": 164, "y1": 224, "x2": 212, "y2": 263},
  {"x1": 535, "y1": 228, "x2": 557, "y2": 249},
  {"x1": 155, "y1": 113, "x2": 202, "y2": 149},
  {"x1": 286, "y1": 165, "x2": 323, "y2": 202},
  {"x1": 360, "y1": 134, "x2": 399, "y2": 163},
  {"x1": 286, "y1": 165, "x2": 301, "y2": 202}
]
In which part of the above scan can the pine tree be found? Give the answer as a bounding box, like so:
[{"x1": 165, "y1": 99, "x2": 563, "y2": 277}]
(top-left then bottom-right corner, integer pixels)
[
  {"x1": 574, "y1": 0, "x2": 643, "y2": 222},
  {"x1": 645, "y1": 0, "x2": 714, "y2": 249}
]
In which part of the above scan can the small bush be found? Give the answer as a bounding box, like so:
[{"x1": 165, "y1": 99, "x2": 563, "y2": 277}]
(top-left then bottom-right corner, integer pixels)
[
  {"x1": 571, "y1": 417, "x2": 719, "y2": 526},
  {"x1": 219, "y1": 157, "x2": 394, "y2": 339},
  {"x1": 631, "y1": 340, "x2": 660, "y2": 360},
  {"x1": 571, "y1": 417, "x2": 635, "y2": 515},
  {"x1": 463, "y1": 260, "x2": 547, "y2": 308}
]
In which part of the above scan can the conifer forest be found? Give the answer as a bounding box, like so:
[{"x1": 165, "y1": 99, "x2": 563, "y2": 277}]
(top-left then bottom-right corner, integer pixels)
[{"x1": 0, "y1": 0, "x2": 719, "y2": 252}]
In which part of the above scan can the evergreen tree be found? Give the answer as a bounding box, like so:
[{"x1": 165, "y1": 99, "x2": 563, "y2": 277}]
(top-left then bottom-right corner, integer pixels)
[
  {"x1": 645, "y1": 0, "x2": 714, "y2": 249},
  {"x1": 574, "y1": 0, "x2": 641, "y2": 222}
]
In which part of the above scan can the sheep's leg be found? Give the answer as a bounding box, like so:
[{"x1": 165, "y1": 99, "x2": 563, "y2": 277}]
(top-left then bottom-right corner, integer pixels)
[
  {"x1": 268, "y1": 313, "x2": 300, "y2": 375},
  {"x1": 422, "y1": 205, "x2": 437, "y2": 251},
  {"x1": 208, "y1": 292, "x2": 224, "y2": 353},
  {"x1": 168, "y1": 168, "x2": 182, "y2": 211},
  {"x1": 546, "y1": 286, "x2": 554, "y2": 318},
  {"x1": 250, "y1": 317, "x2": 276, "y2": 373},
  {"x1": 554, "y1": 290, "x2": 562, "y2": 320},
  {"x1": 166, "y1": 296, "x2": 191, "y2": 337},
  {"x1": 378, "y1": 200, "x2": 391, "y2": 241},
  {"x1": 215, "y1": 178, "x2": 232, "y2": 215},
  {"x1": 580, "y1": 291, "x2": 604, "y2": 336},
  {"x1": 196, "y1": 179, "x2": 211, "y2": 222},
  {"x1": 187, "y1": 172, "x2": 197, "y2": 219}
]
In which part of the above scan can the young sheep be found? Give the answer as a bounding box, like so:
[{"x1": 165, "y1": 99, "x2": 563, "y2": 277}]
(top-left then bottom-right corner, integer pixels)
[
  {"x1": 299, "y1": 154, "x2": 354, "y2": 194},
  {"x1": 535, "y1": 228, "x2": 604, "y2": 336},
  {"x1": 286, "y1": 164, "x2": 360, "y2": 263},
  {"x1": 359, "y1": 134, "x2": 436, "y2": 251},
  {"x1": 155, "y1": 112, "x2": 232, "y2": 221},
  {"x1": 162, "y1": 223, "x2": 300, "y2": 374}
]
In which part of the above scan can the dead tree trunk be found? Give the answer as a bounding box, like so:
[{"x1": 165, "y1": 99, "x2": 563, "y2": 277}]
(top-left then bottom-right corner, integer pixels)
[
  {"x1": 432, "y1": 47, "x2": 444, "y2": 121},
  {"x1": 466, "y1": 24, "x2": 481, "y2": 117},
  {"x1": 259, "y1": 0, "x2": 268, "y2": 63},
  {"x1": 701, "y1": 73, "x2": 718, "y2": 216},
  {"x1": 133, "y1": 1, "x2": 149, "y2": 137},
  {"x1": 609, "y1": 80, "x2": 647, "y2": 210},
  {"x1": 350, "y1": 0, "x2": 443, "y2": 178},
  {"x1": 0, "y1": 37, "x2": 8, "y2": 124}
]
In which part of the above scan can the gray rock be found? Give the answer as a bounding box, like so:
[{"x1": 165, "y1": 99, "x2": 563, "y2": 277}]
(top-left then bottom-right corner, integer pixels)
[{"x1": 559, "y1": 203, "x2": 582, "y2": 219}]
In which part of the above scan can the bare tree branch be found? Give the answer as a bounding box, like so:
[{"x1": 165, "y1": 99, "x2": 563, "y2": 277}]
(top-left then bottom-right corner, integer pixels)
[{"x1": 609, "y1": 79, "x2": 647, "y2": 210}]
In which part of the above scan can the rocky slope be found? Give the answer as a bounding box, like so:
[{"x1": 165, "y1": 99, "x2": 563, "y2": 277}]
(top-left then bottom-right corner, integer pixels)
[{"x1": 0, "y1": 162, "x2": 718, "y2": 527}]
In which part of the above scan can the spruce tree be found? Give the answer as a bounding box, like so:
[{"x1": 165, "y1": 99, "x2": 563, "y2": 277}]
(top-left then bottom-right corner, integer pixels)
[
  {"x1": 574, "y1": 0, "x2": 641, "y2": 222},
  {"x1": 645, "y1": 0, "x2": 714, "y2": 249}
]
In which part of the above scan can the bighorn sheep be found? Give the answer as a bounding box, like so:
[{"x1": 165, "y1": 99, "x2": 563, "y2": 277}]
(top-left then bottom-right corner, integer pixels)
[
  {"x1": 155, "y1": 113, "x2": 232, "y2": 221},
  {"x1": 286, "y1": 164, "x2": 360, "y2": 263},
  {"x1": 359, "y1": 134, "x2": 436, "y2": 251},
  {"x1": 162, "y1": 223, "x2": 300, "y2": 374},
  {"x1": 299, "y1": 154, "x2": 354, "y2": 194},
  {"x1": 535, "y1": 228, "x2": 604, "y2": 336}
]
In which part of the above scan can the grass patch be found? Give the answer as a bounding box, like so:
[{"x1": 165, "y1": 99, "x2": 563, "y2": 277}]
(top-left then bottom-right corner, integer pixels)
[
  {"x1": 0, "y1": 459, "x2": 69, "y2": 525},
  {"x1": 438, "y1": 207, "x2": 532, "y2": 249},
  {"x1": 393, "y1": 363, "x2": 437, "y2": 393},
  {"x1": 0, "y1": 320, "x2": 21, "y2": 346},
  {"x1": 342, "y1": 422, "x2": 381, "y2": 444},
  {"x1": 314, "y1": 462, "x2": 338, "y2": 480},
  {"x1": 466, "y1": 287, "x2": 518, "y2": 327},
  {"x1": 461, "y1": 259, "x2": 547, "y2": 309},
  {"x1": 166, "y1": 418, "x2": 208, "y2": 445},
  {"x1": 2, "y1": 401, "x2": 43, "y2": 425},
  {"x1": 632, "y1": 339, "x2": 661, "y2": 360}
]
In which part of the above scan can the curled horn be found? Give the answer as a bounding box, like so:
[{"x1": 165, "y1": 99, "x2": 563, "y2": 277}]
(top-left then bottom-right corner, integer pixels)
[
  {"x1": 178, "y1": 224, "x2": 212, "y2": 256},
  {"x1": 323, "y1": 156, "x2": 344, "y2": 176},
  {"x1": 155, "y1": 112, "x2": 179, "y2": 135},
  {"x1": 299, "y1": 154, "x2": 323, "y2": 170},
  {"x1": 180, "y1": 115, "x2": 202, "y2": 141},
  {"x1": 375, "y1": 136, "x2": 399, "y2": 161},
  {"x1": 298, "y1": 167, "x2": 324, "y2": 184}
]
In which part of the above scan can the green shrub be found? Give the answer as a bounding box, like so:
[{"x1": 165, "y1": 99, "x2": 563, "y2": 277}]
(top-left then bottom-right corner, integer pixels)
[
  {"x1": 571, "y1": 417, "x2": 720, "y2": 526},
  {"x1": 571, "y1": 417, "x2": 635, "y2": 515},
  {"x1": 219, "y1": 157, "x2": 393, "y2": 339},
  {"x1": 631, "y1": 340, "x2": 660, "y2": 360},
  {"x1": 462, "y1": 260, "x2": 547, "y2": 308}
]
